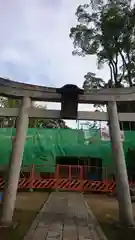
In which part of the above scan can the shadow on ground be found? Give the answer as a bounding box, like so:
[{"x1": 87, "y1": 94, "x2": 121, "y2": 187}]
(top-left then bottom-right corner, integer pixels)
[
  {"x1": 0, "y1": 192, "x2": 48, "y2": 240},
  {"x1": 85, "y1": 193, "x2": 135, "y2": 240}
]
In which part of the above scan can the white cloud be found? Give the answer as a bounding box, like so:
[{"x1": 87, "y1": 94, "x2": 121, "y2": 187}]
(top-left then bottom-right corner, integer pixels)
[{"x1": 0, "y1": 0, "x2": 109, "y2": 127}]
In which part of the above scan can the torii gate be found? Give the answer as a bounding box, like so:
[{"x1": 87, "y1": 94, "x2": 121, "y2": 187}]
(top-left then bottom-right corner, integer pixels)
[{"x1": 0, "y1": 78, "x2": 134, "y2": 227}]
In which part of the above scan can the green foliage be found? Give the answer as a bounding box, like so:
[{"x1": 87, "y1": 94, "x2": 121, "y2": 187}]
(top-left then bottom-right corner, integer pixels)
[
  {"x1": 83, "y1": 72, "x2": 106, "y2": 91},
  {"x1": 70, "y1": 0, "x2": 135, "y2": 88},
  {"x1": 70, "y1": 0, "x2": 135, "y2": 130}
]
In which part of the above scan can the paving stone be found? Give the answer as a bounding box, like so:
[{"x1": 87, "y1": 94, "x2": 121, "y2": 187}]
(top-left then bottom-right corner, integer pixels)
[
  {"x1": 78, "y1": 226, "x2": 90, "y2": 237},
  {"x1": 47, "y1": 232, "x2": 62, "y2": 237},
  {"x1": 23, "y1": 192, "x2": 106, "y2": 240},
  {"x1": 78, "y1": 237, "x2": 89, "y2": 239},
  {"x1": 31, "y1": 227, "x2": 48, "y2": 240}
]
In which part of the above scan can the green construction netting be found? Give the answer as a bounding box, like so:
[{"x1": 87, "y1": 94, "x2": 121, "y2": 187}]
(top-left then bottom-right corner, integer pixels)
[{"x1": 0, "y1": 128, "x2": 135, "y2": 173}]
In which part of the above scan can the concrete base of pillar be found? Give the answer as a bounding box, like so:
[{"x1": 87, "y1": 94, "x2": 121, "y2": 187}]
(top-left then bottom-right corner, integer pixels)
[
  {"x1": 0, "y1": 221, "x2": 19, "y2": 229},
  {"x1": 112, "y1": 220, "x2": 135, "y2": 229}
]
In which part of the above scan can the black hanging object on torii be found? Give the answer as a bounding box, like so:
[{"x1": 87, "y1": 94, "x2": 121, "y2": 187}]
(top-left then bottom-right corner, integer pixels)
[{"x1": 56, "y1": 84, "x2": 84, "y2": 119}]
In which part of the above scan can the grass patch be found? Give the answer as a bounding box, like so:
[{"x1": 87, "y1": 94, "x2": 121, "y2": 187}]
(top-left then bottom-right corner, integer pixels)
[
  {"x1": 0, "y1": 191, "x2": 49, "y2": 240},
  {"x1": 85, "y1": 193, "x2": 135, "y2": 240}
]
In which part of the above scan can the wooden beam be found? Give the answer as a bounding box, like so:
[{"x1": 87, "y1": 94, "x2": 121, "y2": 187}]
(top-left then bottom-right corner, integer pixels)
[
  {"x1": 0, "y1": 108, "x2": 135, "y2": 121},
  {"x1": 1, "y1": 78, "x2": 135, "y2": 102}
]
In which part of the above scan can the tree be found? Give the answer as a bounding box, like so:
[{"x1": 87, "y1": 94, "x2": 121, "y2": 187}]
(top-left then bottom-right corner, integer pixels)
[
  {"x1": 70, "y1": 0, "x2": 135, "y2": 86},
  {"x1": 0, "y1": 97, "x2": 21, "y2": 127},
  {"x1": 42, "y1": 119, "x2": 69, "y2": 128},
  {"x1": 70, "y1": 0, "x2": 135, "y2": 130},
  {"x1": 83, "y1": 72, "x2": 106, "y2": 91},
  {"x1": 83, "y1": 71, "x2": 106, "y2": 110}
]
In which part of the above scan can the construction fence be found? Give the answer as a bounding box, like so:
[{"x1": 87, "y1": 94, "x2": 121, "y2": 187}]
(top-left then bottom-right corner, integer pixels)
[{"x1": 0, "y1": 164, "x2": 135, "y2": 193}]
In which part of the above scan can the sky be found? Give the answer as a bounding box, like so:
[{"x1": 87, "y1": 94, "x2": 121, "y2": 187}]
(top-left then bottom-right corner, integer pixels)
[{"x1": 0, "y1": 0, "x2": 110, "y2": 128}]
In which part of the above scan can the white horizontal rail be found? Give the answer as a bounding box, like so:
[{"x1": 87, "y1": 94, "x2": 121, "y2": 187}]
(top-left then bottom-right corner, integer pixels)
[{"x1": 0, "y1": 108, "x2": 135, "y2": 121}]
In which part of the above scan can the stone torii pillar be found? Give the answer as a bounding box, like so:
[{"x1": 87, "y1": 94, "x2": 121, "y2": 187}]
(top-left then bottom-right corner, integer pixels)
[
  {"x1": 107, "y1": 101, "x2": 134, "y2": 226},
  {"x1": 1, "y1": 96, "x2": 31, "y2": 226}
]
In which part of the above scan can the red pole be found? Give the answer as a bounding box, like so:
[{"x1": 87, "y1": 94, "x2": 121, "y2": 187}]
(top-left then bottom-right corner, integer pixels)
[
  {"x1": 69, "y1": 166, "x2": 71, "y2": 181},
  {"x1": 105, "y1": 167, "x2": 109, "y2": 193},
  {"x1": 30, "y1": 164, "x2": 35, "y2": 190},
  {"x1": 55, "y1": 164, "x2": 59, "y2": 190},
  {"x1": 105, "y1": 167, "x2": 108, "y2": 182},
  {"x1": 80, "y1": 166, "x2": 83, "y2": 192}
]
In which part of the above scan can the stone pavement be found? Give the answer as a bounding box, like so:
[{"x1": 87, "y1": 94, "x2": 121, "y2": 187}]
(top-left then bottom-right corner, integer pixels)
[{"x1": 23, "y1": 192, "x2": 107, "y2": 240}]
